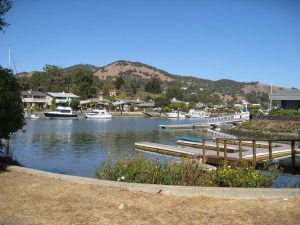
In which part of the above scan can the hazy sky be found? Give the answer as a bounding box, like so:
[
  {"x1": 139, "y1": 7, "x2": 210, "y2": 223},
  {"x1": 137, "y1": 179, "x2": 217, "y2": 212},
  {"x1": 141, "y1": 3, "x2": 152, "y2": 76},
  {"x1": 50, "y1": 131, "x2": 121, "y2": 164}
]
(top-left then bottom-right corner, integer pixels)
[{"x1": 1, "y1": 0, "x2": 299, "y2": 88}]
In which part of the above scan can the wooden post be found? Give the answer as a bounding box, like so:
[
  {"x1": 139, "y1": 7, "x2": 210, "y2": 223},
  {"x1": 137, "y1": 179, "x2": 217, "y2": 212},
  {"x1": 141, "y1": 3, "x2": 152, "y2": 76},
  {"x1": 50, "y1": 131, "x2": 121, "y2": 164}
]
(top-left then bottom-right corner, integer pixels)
[
  {"x1": 252, "y1": 140, "x2": 256, "y2": 166},
  {"x1": 224, "y1": 140, "x2": 227, "y2": 163},
  {"x1": 202, "y1": 139, "x2": 206, "y2": 163},
  {"x1": 216, "y1": 138, "x2": 220, "y2": 157},
  {"x1": 238, "y1": 140, "x2": 242, "y2": 161},
  {"x1": 268, "y1": 140, "x2": 272, "y2": 161},
  {"x1": 291, "y1": 140, "x2": 296, "y2": 174}
]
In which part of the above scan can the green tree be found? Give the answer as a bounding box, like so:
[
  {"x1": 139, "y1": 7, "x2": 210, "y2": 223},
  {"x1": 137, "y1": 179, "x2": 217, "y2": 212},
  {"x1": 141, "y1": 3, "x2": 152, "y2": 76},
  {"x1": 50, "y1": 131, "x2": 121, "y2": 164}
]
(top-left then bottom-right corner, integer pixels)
[
  {"x1": 72, "y1": 68, "x2": 94, "y2": 99},
  {"x1": 145, "y1": 77, "x2": 162, "y2": 94},
  {"x1": 115, "y1": 76, "x2": 124, "y2": 90},
  {"x1": 0, "y1": 67, "x2": 25, "y2": 149},
  {"x1": 70, "y1": 98, "x2": 80, "y2": 110},
  {"x1": 166, "y1": 87, "x2": 184, "y2": 100},
  {"x1": 43, "y1": 65, "x2": 64, "y2": 92},
  {"x1": 0, "y1": 0, "x2": 12, "y2": 31},
  {"x1": 50, "y1": 98, "x2": 57, "y2": 110},
  {"x1": 155, "y1": 94, "x2": 170, "y2": 108}
]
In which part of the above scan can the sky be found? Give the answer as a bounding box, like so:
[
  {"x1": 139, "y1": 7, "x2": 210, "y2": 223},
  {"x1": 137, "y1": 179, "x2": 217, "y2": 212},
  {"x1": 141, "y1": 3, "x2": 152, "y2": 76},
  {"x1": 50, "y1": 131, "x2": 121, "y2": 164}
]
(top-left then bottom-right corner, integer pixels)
[{"x1": 0, "y1": 0, "x2": 300, "y2": 88}]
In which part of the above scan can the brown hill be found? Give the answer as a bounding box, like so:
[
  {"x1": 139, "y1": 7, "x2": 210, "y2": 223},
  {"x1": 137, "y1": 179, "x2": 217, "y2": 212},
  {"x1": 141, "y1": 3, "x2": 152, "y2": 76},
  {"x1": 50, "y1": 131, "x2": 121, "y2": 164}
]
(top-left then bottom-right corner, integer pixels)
[
  {"x1": 94, "y1": 60, "x2": 174, "y2": 82},
  {"x1": 242, "y1": 83, "x2": 285, "y2": 94}
]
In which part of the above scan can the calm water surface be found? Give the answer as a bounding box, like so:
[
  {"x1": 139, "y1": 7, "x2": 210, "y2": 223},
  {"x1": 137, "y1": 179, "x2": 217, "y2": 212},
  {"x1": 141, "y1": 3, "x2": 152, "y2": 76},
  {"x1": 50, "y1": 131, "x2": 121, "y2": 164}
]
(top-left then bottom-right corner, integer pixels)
[
  {"x1": 10, "y1": 117, "x2": 300, "y2": 187},
  {"x1": 10, "y1": 117, "x2": 209, "y2": 178}
]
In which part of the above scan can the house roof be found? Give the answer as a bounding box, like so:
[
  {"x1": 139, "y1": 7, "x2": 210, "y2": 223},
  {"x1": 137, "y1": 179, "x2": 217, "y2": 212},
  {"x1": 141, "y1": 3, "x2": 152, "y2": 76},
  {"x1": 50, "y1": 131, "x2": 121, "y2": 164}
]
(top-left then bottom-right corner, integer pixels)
[
  {"x1": 21, "y1": 91, "x2": 46, "y2": 97},
  {"x1": 269, "y1": 89, "x2": 300, "y2": 101},
  {"x1": 138, "y1": 102, "x2": 155, "y2": 107},
  {"x1": 47, "y1": 92, "x2": 80, "y2": 98}
]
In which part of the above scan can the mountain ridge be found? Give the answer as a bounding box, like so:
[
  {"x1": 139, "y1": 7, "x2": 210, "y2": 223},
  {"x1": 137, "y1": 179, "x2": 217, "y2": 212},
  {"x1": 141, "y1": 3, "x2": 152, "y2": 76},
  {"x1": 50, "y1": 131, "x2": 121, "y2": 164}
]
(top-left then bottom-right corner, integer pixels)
[{"x1": 16, "y1": 60, "x2": 286, "y2": 96}]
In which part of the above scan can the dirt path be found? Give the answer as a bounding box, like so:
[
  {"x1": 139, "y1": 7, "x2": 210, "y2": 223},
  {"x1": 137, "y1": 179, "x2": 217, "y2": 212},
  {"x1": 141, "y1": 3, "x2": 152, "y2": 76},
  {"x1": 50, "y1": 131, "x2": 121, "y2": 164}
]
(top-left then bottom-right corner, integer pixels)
[{"x1": 0, "y1": 169, "x2": 299, "y2": 225}]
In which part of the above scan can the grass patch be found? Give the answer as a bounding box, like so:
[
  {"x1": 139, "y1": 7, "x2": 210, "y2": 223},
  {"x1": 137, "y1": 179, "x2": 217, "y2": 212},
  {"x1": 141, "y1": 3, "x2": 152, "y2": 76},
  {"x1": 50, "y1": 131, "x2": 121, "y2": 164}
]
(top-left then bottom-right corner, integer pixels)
[
  {"x1": 95, "y1": 157, "x2": 280, "y2": 188},
  {"x1": 224, "y1": 120, "x2": 300, "y2": 139}
]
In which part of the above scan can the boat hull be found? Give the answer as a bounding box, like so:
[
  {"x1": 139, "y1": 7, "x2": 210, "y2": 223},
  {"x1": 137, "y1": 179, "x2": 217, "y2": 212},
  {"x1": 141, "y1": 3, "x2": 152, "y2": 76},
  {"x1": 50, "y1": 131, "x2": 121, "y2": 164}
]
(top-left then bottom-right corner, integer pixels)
[
  {"x1": 85, "y1": 114, "x2": 112, "y2": 119},
  {"x1": 44, "y1": 112, "x2": 78, "y2": 118}
]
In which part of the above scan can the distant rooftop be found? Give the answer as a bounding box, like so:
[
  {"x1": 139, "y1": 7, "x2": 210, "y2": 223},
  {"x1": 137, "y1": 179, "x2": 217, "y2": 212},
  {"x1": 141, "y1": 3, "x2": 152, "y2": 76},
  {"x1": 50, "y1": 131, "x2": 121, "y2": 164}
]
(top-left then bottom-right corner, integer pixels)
[
  {"x1": 269, "y1": 89, "x2": 300, "y2": 101},
  {"x1": 47, "y1": 92, "x2": 80, "y2": 98},
  {"x1": 21, "y1": 90, "x2": 46, "y2": 97},
  {"x1": 138, "y1": 102, "x2": 155, "y2": 107}
]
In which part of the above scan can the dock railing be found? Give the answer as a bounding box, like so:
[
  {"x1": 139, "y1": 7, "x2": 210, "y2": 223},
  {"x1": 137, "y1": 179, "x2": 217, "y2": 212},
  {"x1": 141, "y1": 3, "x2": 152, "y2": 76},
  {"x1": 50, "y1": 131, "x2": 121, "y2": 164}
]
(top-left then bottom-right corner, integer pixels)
[{"x1": 200, "y1": 138, "x2": 300, "y2": 173}]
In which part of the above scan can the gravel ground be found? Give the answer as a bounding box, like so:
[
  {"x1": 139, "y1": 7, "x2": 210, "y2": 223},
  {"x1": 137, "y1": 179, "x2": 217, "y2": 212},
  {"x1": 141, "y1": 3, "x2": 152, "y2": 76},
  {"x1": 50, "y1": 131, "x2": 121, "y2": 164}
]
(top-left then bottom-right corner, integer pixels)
[{"x1": 0, "y1": 169, "x2": 299, "y2": 225}]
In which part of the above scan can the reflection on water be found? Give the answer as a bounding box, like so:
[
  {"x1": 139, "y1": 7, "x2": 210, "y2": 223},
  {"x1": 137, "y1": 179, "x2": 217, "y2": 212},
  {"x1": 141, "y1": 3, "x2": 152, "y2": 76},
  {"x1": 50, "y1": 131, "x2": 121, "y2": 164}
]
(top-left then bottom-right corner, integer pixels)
[{"x1": 10, "y1": 118, "x2": 209, "y2": 177}]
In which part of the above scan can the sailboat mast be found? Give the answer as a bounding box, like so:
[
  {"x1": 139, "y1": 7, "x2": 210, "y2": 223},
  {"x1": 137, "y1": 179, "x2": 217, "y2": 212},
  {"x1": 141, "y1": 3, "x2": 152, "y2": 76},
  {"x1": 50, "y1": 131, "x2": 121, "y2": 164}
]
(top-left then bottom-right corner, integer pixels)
[
  {"x1": 269, "y1": 83, "x2": 273, "y2": 111},
  {"x1": 8, "y1": 47, "x2": 11, "y2": 69}
]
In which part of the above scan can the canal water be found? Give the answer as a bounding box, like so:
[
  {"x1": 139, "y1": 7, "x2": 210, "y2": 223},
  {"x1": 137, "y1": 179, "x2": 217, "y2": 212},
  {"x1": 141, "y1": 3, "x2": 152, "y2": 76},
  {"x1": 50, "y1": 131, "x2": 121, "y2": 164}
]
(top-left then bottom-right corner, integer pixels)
[{"x1": 9, "y1": 117, "x2": 300, "y2": 187}]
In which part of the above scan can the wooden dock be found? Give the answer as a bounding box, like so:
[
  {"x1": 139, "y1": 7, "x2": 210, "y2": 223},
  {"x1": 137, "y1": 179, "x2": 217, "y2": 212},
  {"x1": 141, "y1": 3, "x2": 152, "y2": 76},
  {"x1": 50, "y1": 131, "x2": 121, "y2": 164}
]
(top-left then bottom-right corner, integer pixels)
[
  {"x1": 159, "y1": 114, "x2": 247, "y2": 130},
  {"x1": 135, "y1": 138, "x2": 300, "y2": 172},
  {"x1": 135, "y1": 142, "x2": 200, "y2": 158},
  {"x1": 177, "y1": 140, "x2": 240, "y2": 153}
]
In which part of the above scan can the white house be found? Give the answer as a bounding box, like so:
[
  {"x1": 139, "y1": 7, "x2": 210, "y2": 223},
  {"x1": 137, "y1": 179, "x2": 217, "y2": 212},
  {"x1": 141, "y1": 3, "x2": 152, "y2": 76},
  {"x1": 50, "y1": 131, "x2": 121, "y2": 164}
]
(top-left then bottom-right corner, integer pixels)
[
  {"x1": 47, "y1": 92, "x2": 80, "y2": 106},
  {"x1": 21, "y1": 90, "x2": 47, "y2": 109}
]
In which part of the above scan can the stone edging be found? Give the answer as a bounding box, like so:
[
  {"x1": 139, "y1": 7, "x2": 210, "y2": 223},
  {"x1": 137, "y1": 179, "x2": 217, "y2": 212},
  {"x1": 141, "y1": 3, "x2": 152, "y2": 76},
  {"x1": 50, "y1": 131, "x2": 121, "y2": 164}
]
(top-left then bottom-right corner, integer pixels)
[{"x1": 7, "y1": 165, "x2": 300, "y2": 200}]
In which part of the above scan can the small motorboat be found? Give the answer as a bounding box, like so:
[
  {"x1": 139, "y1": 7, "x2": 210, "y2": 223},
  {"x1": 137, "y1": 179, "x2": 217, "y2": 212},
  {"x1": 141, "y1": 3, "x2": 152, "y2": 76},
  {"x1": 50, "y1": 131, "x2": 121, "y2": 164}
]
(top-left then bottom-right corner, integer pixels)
[
  {"x1": 85, "y1": 109, "x2": 112, "y2": 119},
  {"x1": 185, "y1": 109, "x2": 210, "y2": 118},
  {"x1": 29, "y1": 114, "x2": 39, "y2": 119},
  {"x1": 164, "y1": 110, "x2": 186, "y2": 118}
]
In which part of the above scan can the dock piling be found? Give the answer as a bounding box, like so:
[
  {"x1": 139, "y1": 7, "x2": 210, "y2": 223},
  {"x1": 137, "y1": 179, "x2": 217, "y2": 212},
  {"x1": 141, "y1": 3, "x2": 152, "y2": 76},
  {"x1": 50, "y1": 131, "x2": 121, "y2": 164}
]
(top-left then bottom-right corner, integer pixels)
[
  {"x1": 291, "y1": 140, "x2": 296, "y2": 174},
  {"x1": 238, "y1": 140, "x2": 242, "y2": 161},
  {"x1": 252, "y1": 140, "x2": 256, "y2": 166},
  {"x1": 268, "y1": 140, "x2": 272, "y2": 161},
  {"x1": 223, "y1": 140, "x2": 227, "y2": 162},
  {"x1": 216, "y1": 138, "x2": 220, "y2": 156},
  {"x1": 202, "y1": 139, "x2": 206, "y2": 163}
]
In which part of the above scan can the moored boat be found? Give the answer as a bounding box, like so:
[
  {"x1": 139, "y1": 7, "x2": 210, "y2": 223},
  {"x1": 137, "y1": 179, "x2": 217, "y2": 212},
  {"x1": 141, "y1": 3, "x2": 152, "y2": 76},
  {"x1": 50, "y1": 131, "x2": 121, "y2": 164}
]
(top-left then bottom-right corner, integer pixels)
[
  {"x1": 164, "y1": 110, "x2": 186, "y2": 118},
  {"x1": 185, "y1": 109, "x2": 210, "y2": 118},
  {"x1": 44, "y1": 106, "x2": 77, "y2": 118},
  {"x1": 85, "y1": 109, "x2": 112, "y2": 119},
  {"x1": 29, "y1": 114, "x2": 39, "y2": 119}
]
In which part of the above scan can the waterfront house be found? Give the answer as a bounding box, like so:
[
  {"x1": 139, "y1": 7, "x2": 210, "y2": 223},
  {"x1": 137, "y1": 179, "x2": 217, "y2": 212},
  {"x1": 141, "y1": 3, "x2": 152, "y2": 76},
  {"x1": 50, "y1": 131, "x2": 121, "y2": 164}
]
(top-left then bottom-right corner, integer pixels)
[
  {"x1": 21, "y1": 90, "x2": 47, "y2": 109},
  {"x1": 47, "y1": 92, "x2": 80, "y2": 106},
  {"x1": 79, "y1": 98, "x2": 110, "y2": 110},
  {"x1": 113, "y1": 99, "x2": 143, "y2": 112},
  {"x1": 137, "y1": 102, "x2": 155, "y2": 112},
  {"x1": 269, "y1": 89, "x2": 300, "y2": 110}
]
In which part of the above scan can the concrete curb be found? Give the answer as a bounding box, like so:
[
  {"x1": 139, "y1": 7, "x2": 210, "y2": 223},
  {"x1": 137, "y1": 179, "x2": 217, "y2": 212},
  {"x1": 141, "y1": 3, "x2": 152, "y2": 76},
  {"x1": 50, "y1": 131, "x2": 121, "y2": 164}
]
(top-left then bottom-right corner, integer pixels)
[{"x1": 6, "y1": 165, "x2": 300, "y2": 200}]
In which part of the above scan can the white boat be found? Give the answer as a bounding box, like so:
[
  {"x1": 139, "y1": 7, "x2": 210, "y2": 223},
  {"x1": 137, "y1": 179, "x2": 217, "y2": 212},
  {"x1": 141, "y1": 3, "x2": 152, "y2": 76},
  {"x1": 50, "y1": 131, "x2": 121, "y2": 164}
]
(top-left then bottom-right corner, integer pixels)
[
  {"x1": 29, "y1": 114, "x2": 39, "y2": 119},
  {"x1": 185, "y1": 109, "x2": 210, "y2": 118},
  {"x1": 44, "y1": 106, "x2": 77, "y2": 118},
  {"x1": 164, "y1": 110, "x2": 186, "y2": 118},
  {"x1": 85, "y1": 109, "x2": 112, "y2": 119},
  {"x1": 234, "y1": 109, "x2": 250, "y2": 120}
]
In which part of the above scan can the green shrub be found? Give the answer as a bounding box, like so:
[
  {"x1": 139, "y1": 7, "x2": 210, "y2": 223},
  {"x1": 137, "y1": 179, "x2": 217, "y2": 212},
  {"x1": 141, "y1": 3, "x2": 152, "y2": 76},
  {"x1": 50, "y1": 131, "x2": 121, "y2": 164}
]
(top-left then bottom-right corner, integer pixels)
[
  {"x1": 269, "y1": 109, "x2": 300, "y2": 116},
  {"x1": 95, "y1": 157, "x2": 279, "y2": 188},
  {"x1": 33, "y1": 104, "x2": 41, "y2": 112}
]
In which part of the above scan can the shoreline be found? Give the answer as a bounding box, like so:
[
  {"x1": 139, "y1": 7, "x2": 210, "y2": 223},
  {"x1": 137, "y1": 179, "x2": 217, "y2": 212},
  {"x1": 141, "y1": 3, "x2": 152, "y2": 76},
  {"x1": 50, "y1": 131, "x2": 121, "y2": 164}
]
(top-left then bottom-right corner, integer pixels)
[
  {"x1": 5, "y1": 164, "x2": 300, "y2": 199},
  {"x1": 1, "y1": 164, "x2": 299, "y2": 225}
]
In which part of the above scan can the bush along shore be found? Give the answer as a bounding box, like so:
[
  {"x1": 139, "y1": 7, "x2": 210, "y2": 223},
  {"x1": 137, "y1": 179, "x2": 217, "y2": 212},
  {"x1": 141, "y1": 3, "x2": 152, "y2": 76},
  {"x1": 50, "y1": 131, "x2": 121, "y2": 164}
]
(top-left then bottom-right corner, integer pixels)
[
  {"x1": 223, "y1": 120, "x2": 300, "y2": 140},
  {"x1": 95, "y1": 157, "x2": 280, "y2": 188}
]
